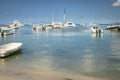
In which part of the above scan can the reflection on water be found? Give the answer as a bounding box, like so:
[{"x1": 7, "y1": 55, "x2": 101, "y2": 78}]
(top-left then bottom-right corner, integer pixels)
[
  {"x1": 109, "y1": 34, "x2": 120, "y2": 72},
  {"x1": 0, "y1": 25, "x2": 120, "y2": 79},
  {"x1": 29, "y1": 50, "x2": 55, "y2": 71},
  {"x1": 91, "y1": 33, "x2": 103, "y2": 39},
  {"x1": 0, "y1": 50, "x2": 23, "y2": 65},
  {"x1": 0, "y1": 35, "x2": 12, "y2": 42},
  {"x1": 80, "y1": 53, "x2": 96, "y2": 73}
]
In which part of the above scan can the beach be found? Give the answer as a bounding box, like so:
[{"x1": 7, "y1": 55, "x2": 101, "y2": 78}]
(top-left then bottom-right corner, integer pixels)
[{"x1": 0, "y1": 67, "x2": 110, "y2": 80}]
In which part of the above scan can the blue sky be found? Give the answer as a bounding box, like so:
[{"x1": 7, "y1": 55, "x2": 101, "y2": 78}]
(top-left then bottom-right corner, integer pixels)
[{"x1": 0, "y1": 0, "x2": 120, "y2": 24}]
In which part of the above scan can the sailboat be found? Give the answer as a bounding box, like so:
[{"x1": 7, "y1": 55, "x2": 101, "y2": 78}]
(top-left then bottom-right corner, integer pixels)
[
  {"x1": 87, "y1": 16, "x2": 97, "y2": 27},
  {"x1": 63, "y1": 9, "x2": 76, "y2": 27},
  {"x1": 50, "y1": 11, "x2": 63, "y2": 29}
]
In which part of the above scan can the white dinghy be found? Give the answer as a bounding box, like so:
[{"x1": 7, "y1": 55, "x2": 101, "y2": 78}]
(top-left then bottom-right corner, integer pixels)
[{"x1": 0, "y1": 43, "x2": 22, "y2": 58}]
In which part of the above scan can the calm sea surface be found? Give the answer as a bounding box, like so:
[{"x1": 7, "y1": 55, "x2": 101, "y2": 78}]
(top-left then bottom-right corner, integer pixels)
[{"x1": 0, "y1": 24, "x2": 120, "y2": 79}]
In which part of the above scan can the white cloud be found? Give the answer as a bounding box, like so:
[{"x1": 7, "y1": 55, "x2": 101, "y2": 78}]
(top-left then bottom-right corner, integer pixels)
[{"x1": 112, "y1": 0, "x2": 120, "y2": 7}]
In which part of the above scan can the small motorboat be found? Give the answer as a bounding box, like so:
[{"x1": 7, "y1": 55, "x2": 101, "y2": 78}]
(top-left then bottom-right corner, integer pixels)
[
  {"x1": 90, "y1": 26, "x2": 103, "y2": 34},
  {"x1": 106, "y1": 24, "x2": 120, "y2": 31},
  {"x1": 0, "y1": 43, "x2": 23, "y2": 58},
  {"x1": 0, "y1": 27, "x2": 15, "y2": 36}
]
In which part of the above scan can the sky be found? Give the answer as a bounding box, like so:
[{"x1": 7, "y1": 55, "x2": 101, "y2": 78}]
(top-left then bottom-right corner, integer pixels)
[{"x1": 0, "y1": 0, "x2": 120, "y2": 24}]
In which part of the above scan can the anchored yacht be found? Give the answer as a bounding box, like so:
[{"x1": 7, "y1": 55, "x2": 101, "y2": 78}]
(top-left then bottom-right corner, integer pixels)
[
  {"x1": 63, "y1": 21, "x2": 76, "y2": 27},
  {"x1": 90, "y1": 26, "x2": 103, "y2": 34}
]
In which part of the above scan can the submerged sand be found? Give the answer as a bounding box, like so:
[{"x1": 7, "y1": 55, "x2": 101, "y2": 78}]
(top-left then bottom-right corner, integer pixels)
[
  {"x1": 0, "y1": 74, "x2": 110, "y2": 80},
  {"x1": 0, "y1": 69, "x2": 110, "y2": 80}
]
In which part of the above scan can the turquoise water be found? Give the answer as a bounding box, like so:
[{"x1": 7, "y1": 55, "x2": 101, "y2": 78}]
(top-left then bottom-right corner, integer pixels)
[{"x1": 0, "y1": 24, "x2": 120, "y2": 79}]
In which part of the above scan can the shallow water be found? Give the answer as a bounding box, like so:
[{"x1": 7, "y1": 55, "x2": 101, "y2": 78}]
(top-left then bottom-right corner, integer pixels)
[{"x1": 0, "y1": 25, "x2": 120, "y2": 80}]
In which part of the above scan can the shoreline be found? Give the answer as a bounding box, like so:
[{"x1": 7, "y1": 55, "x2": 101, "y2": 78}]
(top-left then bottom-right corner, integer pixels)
[
  {"x1": 0, "y1": 74, "x2": 109, "y2": 80},
  {"x1": 0, "y1": 69, "x2": 110, "y2": 80}
]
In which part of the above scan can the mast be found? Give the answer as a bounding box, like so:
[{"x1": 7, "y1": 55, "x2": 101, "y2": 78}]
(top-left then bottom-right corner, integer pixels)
[
  {"x1": 52, "y1": 10, "x2": 55, "y2": 22},
  {"x1": 64, "y1": 8, "x2": 66, "y2": 22},
  {"x1": 92, "y1": 16, "x2": 93, "y2": 24}
]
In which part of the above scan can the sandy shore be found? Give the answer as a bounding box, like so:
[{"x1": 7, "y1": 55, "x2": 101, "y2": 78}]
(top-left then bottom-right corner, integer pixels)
[
  {"x1": 0, "y1": 64, "x2": 111, "y2": 80},
  {"x1": 0, "y1": 74, "x2": 109, "y2": 80},
  {"x1": 0, "y1": 70, "x2": 110, "y2": 80}
]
